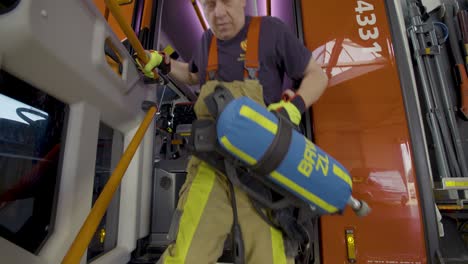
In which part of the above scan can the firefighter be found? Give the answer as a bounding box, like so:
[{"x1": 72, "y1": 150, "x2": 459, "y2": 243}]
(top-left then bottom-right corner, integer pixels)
[{"x1": 136, "y1": 0, "x2": 328, "y2": 262}]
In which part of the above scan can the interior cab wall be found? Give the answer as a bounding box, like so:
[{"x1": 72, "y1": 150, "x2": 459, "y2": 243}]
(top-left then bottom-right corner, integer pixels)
[{"x1": 0, "y1": 0, "x2": 155, "y2": 263}]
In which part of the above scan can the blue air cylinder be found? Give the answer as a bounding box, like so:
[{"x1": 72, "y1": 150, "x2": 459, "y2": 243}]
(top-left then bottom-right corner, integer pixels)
[{"x1": 216, "y1": 96, "x2": 353, "y2": 214}]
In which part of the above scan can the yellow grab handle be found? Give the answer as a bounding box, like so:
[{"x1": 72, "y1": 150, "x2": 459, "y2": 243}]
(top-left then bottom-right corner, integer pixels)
[
  {"x1": 61, "y1": 106, "x2": 157, "y2": 264},
  {"x1": 266, "y1": 0, "x2": 271, "y2": 16},
  {"x1": 105, "y1": 0, "x2": 159, "y2": 79},
  {"x1": 191, "y1": 0, "x2": 207, "y2": 30}
]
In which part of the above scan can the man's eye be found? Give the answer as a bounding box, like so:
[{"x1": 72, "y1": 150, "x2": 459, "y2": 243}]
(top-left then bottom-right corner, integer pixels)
[{"x1": 203, "y1": 1, "x2": 215, "y2": 8}]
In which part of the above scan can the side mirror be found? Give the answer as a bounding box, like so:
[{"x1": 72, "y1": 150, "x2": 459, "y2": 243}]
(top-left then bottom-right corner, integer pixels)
[{"x1": 117, "y1": 0, "x2": 133, "y2": 5}]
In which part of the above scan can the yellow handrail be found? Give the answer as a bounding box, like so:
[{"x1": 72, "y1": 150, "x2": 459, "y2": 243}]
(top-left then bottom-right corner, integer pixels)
[
  {"x1": 191, "y1": 0, "x2": 207, "y2": 31},
  {"x1": 105, "y1": 0, "x2": 159, "y2": 80},
  {"x1": 266, "y1": 0, "x2": 271, "y2": 16},
  {"x1": 61, "y1": 105, "x2": 157, "y2": 264}
]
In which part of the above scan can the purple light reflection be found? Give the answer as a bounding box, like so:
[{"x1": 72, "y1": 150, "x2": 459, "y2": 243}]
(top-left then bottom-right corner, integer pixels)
[
  {"x1": 133, "y1": 0, "x2": 145, "y2": 36},
  {"x1": 195, "y1": 0, "x2": 210, "y2": 29},
  {"x1": 270, "y1": 0, "x2": 295, "y2": 31},
  {"x1": 161, "y1": 0, "x2": 205, "y2": 61}
]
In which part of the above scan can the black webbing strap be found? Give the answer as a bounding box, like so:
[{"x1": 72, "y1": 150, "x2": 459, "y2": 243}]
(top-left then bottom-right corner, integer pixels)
[
  {"x1": 251, "y1": 112, "x2": 293, "y2": 176},
  {"x1": 204, "y1": 84, "x2": 235, "y2": 119}
]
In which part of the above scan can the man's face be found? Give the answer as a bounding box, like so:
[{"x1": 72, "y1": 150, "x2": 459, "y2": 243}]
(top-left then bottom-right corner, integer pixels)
[{"x1": 200, "y1": 0, "x2": 246, "y2": 40}]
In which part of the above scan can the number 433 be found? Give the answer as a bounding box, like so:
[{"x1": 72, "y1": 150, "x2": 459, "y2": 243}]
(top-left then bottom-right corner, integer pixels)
[{"x1": 355, "y1": 0, "x2": 382, "y2": 55}]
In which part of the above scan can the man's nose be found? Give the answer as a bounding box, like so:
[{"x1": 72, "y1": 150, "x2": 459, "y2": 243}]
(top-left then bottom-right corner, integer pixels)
[{"x1": 214, "y1": 1, "x2": 227, "y2": 17}]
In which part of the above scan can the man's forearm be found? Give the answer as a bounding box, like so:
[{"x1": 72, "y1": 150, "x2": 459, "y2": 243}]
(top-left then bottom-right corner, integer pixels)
[
  {"x1": 296, "y1": 61, "x2": 328, "y2": 108},
  {"x1": 168, "y1": 59, "x2": 199, "y2": 85}
]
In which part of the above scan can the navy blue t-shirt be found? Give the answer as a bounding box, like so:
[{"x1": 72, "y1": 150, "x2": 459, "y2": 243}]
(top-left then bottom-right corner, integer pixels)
[{"x1": 189, "y1": 16, "x2": 312, "y2": 105}]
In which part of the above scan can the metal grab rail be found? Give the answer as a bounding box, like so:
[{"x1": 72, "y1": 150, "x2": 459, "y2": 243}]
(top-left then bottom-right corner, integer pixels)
[
  {"x1": 61, "y1": 0, "x2": 162, "y2": 262},
  {"x1": 105, "y1": 0, "x2": 159, "y2": 80},
  {"x1": 191, "y1": 0, "x2": 207, "y2": 30},
  {"x1": 61, "y1": 105, "x2": 157, "y2": 264}
]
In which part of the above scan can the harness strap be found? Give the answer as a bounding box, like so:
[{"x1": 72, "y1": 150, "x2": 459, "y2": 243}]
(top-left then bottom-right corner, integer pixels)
[
  {"x1": 206, "y1": 36, "x2": 218, "y2": 81},
  {"x1": 251, "y1": 111, "x2": 292, "y2": 176},
  {"x1": 244, "y1": 16, "x2": 261, "y2": 80},
  {"x1": 205, "y1": 16, "x2": 262, "y2": 81},
  {"x1": 206, "y1": 35, "x2": 218, "y2": 81}
]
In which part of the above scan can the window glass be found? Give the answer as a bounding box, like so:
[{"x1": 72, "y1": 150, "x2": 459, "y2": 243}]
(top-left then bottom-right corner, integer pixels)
[
  {"x1": 87, "y1": 122, "x2": 123, "y2": 262},
  {"x1": 0, "y1": 70, "x2": 67, "y2": 253}
]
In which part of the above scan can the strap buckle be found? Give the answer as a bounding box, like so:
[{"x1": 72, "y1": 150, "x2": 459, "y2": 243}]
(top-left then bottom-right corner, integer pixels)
[
  {"x1": 207, "y1": 70, "x2": 217, "y2": 81},
  {"x1": 203, "y1": 84, "x2": 235, "y2": 119},
  {"x1": 244, "y1": 65, "x2": 259, "y2": 80}
]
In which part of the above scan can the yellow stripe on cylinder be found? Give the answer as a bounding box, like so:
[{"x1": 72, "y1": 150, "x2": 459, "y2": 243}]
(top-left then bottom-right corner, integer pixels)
[
  {"x1": 220, "y1": 136, "x2": 257, "y2": 165},
  {"x1": 239, "y1": 105, "x2": 278, "y2": 135},
  {"x1": 270, "y1": 171, "x2": 337, "y2": 213},
  {"x1": 332, "y1": 164, "x2": 353, "y2": 187}
]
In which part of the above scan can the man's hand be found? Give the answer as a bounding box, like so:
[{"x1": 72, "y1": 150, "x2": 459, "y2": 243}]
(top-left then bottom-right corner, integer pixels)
[
  {"x1": 267, "y1": 89, "x2": 306, "y2": 126},
  {"x1": 134, "y1": 50, "x2": 199, "y2": 86},
  {"x1": 134, "y1": 50, "x2": 171, "y2": 79}
]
